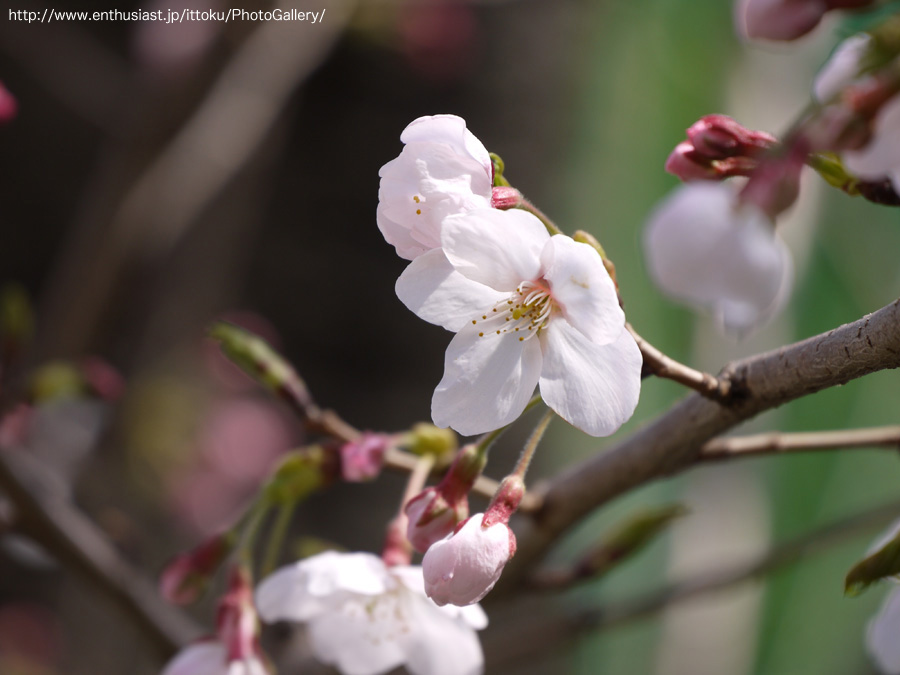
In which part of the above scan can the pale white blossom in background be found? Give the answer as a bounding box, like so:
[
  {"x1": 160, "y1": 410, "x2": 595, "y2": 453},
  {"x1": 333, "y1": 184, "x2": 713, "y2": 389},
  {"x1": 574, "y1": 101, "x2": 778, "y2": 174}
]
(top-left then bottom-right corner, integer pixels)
[
  {"x1": 813, "y1": 33, "x2": 871, "y2": 102},
  {"x1": 256, "y1": 551, "x2": 487, "y2": 675},
  {"x1": 161, "y1": 641, "x2": 269, "y2": 675},
  {"x1": 644, "y1": 182, "x2": 793, "y2": 335},
  {"x1": 842, "y1": 95, "x2": 900, "y2": 193},
  {"x1": 868, "y1": 586, "x2": 900, "y2": 674},
  {"x1": 423, "y1": 513, "x2": 514, "y2": 607},
  {"x1": 396, "y1": 207, "x2": 642, "y2": 437},
  {"x1": 378, "y1": 114, "x2": 493, "y2": 261}
]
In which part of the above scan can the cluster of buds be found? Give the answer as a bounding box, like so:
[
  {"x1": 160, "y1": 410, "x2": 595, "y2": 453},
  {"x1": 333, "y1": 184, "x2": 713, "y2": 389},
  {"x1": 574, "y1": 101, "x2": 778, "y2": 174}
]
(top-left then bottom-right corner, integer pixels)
[{"x1": 666, "y1": 115, "x2": 777, "y2": 182}]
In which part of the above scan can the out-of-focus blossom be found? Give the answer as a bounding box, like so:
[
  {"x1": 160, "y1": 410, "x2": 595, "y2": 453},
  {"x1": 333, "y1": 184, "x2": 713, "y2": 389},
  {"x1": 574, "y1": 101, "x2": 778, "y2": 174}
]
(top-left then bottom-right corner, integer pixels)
[
  {"x1": 397, "y1": 1, "x2": 478, "y2": 82},
  {"x1": 378, "y1": 115, "x2": 493, "y2": 261},
  {"x1": 161, "y1": 641, "x2": 269, "y2": 675},
  {"x1": 0, "y1": 82, "x2": 17, "y2": 124},
  {"x1": 0, "y1": 603, "x2": 63, "y2": 673},
  {"x1": 422, "y1": 513, "x2": 514, "y2": 607},
  {"x1": 814, "y1": 33, "x2": 872, "y2": 102},
  {"x1": 256, "y1": 551, "x2": 487, "y2": 675},
  {"x1": 644, "y1": 182, "x2": 793, "y2": 335},
  {"x1": 667, "y1": 115, "x2": 777, "y2": 182},
  {"x1": 340, "y1": 432, "x2": 391, "y2": 482},
  {"x1": 867, "y1": 586, "x2": 900, "y2": 673},
  {"x1": 735, "y1": 0, "x2": 875, "y2": 42},
  {"x1": 396, "y1": 207, "x2": 641, "y2": 437},
  {"x1": 133, "y1": 0, "x2": 222, "y2": 75},
  {"x1": 842, "y1": 95, "x2": 900, "y2": 193}
]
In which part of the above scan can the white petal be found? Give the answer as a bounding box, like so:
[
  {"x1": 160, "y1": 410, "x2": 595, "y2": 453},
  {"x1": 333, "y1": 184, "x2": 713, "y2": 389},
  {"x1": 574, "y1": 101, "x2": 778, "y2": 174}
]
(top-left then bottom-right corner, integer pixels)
[
  {"x1": 255, "y1": 552, "x2": 390, "y2": 623},
  {"x1": 538, "y1": 321, "x2": 642, "y2": 437},
  {"x1": 844, "y1": 96, "x2": 900, "y2": 187},
  {"x1": 162, "y1": 642, "x2": 228, "y2": 675},
  {"x1": 307, "y1": 601, "x2": 407, "y2": 675},
  {"x1": 395, "y1": 249, "x2": 506, "y2": 332},
  {"x1": 441, "y1": 209, "x2": 548, "y2": 291},
  {"x1": 814, "y1": 33, "x2": 871, "y2": 103},
  {"x1": 540, "y1": 235, "x2": 624, "y2": 346},
  {"x1": 228, "y1": 658, "x2": 269, "y2": 675},
  {"x1": 868, "y1": 587, "x2": 900, "y2": 674},
  {"x1": 432, "y1": 320, "x2": 542, "y2": 436},
  {"x1": 391, "y1": 566, "x2": 489, "y2": 629},
  {"x1": 400, "y1": 115, "x2": 492, "y2": 179},
  {"x1": 643, "y1": 182, "x2": 792, "y2": 335},
  {"x1": 402, "y1": 594, "x2": 485, "y2": 675}
]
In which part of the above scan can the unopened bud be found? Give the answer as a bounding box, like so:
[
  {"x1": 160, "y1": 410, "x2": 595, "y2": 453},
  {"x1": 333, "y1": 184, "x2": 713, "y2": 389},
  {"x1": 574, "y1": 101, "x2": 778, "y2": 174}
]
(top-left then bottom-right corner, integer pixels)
[
  {"x1": 0, "y1": 82, "x2": 17, "y2": 124},
  {"x1": 404, "y1": 422, "x2": 457, "y2": 461},
  {"x1": 667, "y1": 117, "x2": 777, "y2": 182},
  {"x1": 739, "y1": 141, "x2": 806, "y2": 219},
  {"x1": 339, "y1": 432, "x2": 391, "y2": 482},
  {"x1": 483, "y1": 475, "x2": 525, "y2": 528},
  {"x1": 216, "y1": 566, "x2": 260, "y2": 663},
  {"x1": 264, "y1": 446, "x2": 333, "y2": 505},
  {"x1": 382, "y1": 514, "x2": 413, "y2": 567},
  {"x1": 490, "y1": 186, "x2": 523, "y2": 209},
  {"x1": 405, "y1": 486, "x2": 468, "y2": 553},
  {"x1": 160, "y1": 535, "x2": 233, "y2": 605}
]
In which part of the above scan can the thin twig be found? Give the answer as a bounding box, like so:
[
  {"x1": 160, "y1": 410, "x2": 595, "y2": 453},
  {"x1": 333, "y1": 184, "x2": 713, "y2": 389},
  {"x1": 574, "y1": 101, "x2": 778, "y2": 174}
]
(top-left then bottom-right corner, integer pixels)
[
  {"x1": 699, "y1": 425, "x2": 900, "y2": 461},
  {"x1": 0, "y1": 450, "x2": 202, "y2": 658},
  {"x1": 628, "y1": 323, "x2": 731, "y2": 400}
]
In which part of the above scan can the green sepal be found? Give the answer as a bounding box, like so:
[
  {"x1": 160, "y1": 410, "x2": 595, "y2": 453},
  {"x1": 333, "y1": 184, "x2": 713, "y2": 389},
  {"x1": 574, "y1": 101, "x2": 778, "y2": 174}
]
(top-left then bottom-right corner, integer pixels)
[{"x1": 845, "y1": 526, "x2": 900, "y2": 597}]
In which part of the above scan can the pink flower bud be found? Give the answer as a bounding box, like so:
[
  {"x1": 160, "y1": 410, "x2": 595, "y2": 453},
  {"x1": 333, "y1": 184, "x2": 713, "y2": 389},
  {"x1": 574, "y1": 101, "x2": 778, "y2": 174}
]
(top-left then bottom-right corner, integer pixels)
[
  {"x1": 687, "y1": 115, "x2": 776, "y2": 159},
  {"x1": 490, "y1": 186, "x2": 523, "y2": 210},
  {"x1": 735, "y1": 0, "x2": 875, "y2": 42},
  {"x1": 0, "y1": 82, "x2": 17, "y2": 124},
  {"x1": 339, "y1": 432, "x2": 390, "y2": 482},
  {"x1": 422, "y1": 513, "x2": 515, "y2": 606},
  {"x1": 405, "y1": 486, "x2": 468, "y2": 553},
  {"x1": 217, "y1": 566, "x2": 260, "y2": 663},
  {"x1": 739, "y1": 141, "x2": 807, "y2": 219},
  {"x1": 160, "y1": 535, "x2": 231, "y2": 605}
]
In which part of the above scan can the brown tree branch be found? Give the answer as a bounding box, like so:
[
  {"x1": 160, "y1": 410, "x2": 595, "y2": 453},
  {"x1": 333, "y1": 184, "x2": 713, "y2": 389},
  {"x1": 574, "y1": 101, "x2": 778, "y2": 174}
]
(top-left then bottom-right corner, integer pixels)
[
  {"x1": 505, "y1": 298, "x2": 900, "y2": 586},
  {"x1": 699, "y1": 425, "x2": 900, "y2": 461},
  {"x1": 629, "y1": 324, "x2": 731, "y2": 399},
  {"x1": 0, "y1": 450, "x2": 202, "y2": 659}
]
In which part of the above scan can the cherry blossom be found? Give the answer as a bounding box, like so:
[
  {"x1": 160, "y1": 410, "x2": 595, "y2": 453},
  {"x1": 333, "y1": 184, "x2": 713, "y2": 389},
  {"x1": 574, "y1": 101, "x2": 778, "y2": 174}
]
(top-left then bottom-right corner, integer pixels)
[
  {"x1": 644, "y1": 182, "x2": 793, "y2": 335},
  {"x1": 378, "y1": 115, "x2": 493, "y2": 261},
  {"x1": 255, "y1": 551, "x2": 487, "y2": 675},
  {"x1": 813, "y1": 33, "x2": 872, "y2": 103},
  {"x1": 842, "y1": 95, "x2": 900, "y2": 193},
  {"x1": 161, "y1": 641, "x2": 269, "y2": 675},
  {"x1": 396, "y1": 207, "x2": 641, "y2": 437},
  {"x1": 422, "y1": 513, "x2": 514, "y2": 607}
]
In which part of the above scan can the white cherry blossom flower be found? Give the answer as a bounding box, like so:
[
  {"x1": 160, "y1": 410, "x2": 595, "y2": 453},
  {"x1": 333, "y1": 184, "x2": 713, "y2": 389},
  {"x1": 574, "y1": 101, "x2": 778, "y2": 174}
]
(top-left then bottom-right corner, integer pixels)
[
  {"x1": 396, "y1": 207, "x2": 641, "y2": 437},
  {"x1": 643, "y1": 182, "x2": 793, "y2": 335},
  {"x1": 255, "y1": 551, "x2": 487, "y2": 675},
  {"x1": 422, "y1": 513, "x2": 514, "y2": 607},
  {"x1": 378, "y1": 115, "x2": 493, "y2": 261},
  {"x1": 813, "y1": 33, "x2": 871, "y2": 103},
  {"x1": 843, "y1": 95, "x2": 900, "y2": 193},
  {"x1": 161, "y1": 641, "x2": 269, "y2": 675},
  {"x1": 868, "y1": 586, "x2": 900, "y2": 674}
]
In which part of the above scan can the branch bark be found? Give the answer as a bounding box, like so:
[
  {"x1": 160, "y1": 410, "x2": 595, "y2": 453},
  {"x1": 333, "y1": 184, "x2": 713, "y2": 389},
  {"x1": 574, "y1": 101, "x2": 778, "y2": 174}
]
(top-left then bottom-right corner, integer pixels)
[
  {"x1": 505, "y1": 298, "x2": 900, "y2": 585},
  {"x1": 699, "y1": 425, "x2": 900, "y2": 461}
]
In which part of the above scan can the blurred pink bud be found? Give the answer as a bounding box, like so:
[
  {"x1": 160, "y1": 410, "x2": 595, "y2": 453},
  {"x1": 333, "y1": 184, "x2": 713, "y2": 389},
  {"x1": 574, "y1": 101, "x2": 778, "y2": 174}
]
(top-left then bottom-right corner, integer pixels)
[
  {"x1": 217, "y1": 566, "x2": 259, "y2": 663},
  {"x1": 668, "y1": 117, "x2": 777, "y2": 182},
  {"x1": 381, "y1": 514, "x2": 413, "y2": 567},
  {"x1": 422, "y1": 513, "x2": 515, "y2": 606},
  {"x1": 339, "y1": 432, "x2": 390, "y2": 482},
  {"x1": 80, "y1": 357, "x2": 125, "y2": 401},
  {"x1": 160, "y1": 535, "x2": 231, "y2": 605},
  {"x1": 739, "y1": 141, "x2": 807, "y2": 219},
  {"x1": 405, "y1": 486, "x2": 468, "y2": 553},
  {"x1": 736, "y1": 0, "x2": 875, "y2": 42},
  {"x1": 490, "y1": 186, "x2": 523, "y2": 210},
  {"x1": 0, "y1": 82, "x2": 17, "y2": 124},
  {"x1": 0, "y1": 404, "x2": 32, "y2": 448}
]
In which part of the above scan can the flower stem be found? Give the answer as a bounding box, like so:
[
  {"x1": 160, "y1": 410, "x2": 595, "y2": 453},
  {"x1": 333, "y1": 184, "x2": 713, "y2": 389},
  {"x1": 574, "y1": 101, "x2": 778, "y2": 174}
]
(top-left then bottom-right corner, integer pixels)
[
  {"x1": 261, "y1": 499, "x2": 296, "y2": 577},
  {"x1": 512, "y1": 408, "x2": 555, "y2": 480}
]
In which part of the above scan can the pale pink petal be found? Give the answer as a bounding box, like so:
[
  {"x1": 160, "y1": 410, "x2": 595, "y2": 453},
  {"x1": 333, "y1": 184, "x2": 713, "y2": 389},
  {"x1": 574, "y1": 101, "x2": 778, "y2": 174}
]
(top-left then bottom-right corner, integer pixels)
[
  {"x1": 227, "y1": 658, "x2": 269, "y2": 675},
  {"x1": 306, "y1": 596, "x2": 408, "y2": 675},
  {"x1": 441, "y1": 209, "x2": 548, "y2": 292},
  {"x1": 538, "y1": 321, "x2": 642, "y2": 438},
  {"x1": 162, "y1": 642, "x2": 228, "y2": 675},
  {"x1": 814, "y1": 33, "x2": 871, "y2": 102},
  {"x1": 400, "y1": 115, "x2": 492, "y2": 179},
  {"x1": 735, "y1": 0, "x2": 825, "y2": 41},
  {"x1": 868, "y1": 587, "x2": 900, "y2": 674},
  {"x1": 255, "y1": 552, "x2": 390, "y2": 622},
  {"x1": 422, "y1": 515, "x2": 512, "y2": 606},
  {"x1": 392, "y1": 566, "x2": 489, "y2": 630},
  {"x1": 844, "y1": 96, "x2": 900, "y2": 190},
  {"x1": 395, "y1": 249, "x2": 506, "y2": 332},
  {"x1": 432, "y1": 321, "x2": 542, "y2": 436},
  {"x1": 402, "y1": 596, "x2": 485, "y2": 675},
  {"x1": 540, "y1": 235, "x2": 624, "y2": 346}
]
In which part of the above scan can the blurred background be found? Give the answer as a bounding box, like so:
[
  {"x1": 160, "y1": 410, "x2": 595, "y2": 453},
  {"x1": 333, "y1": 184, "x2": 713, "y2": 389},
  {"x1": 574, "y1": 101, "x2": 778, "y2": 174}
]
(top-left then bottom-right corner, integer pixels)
[{"x1": 0, "y1": 0, "x2": 899, "y2": 673}]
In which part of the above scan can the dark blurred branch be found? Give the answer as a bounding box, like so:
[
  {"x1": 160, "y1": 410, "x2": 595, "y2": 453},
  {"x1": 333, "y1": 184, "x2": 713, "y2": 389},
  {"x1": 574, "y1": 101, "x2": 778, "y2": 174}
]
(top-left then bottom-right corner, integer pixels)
[
  {"x1": 506, "y1": 298, "x2": 900, "y2": 585},
  {"x1": 0, "y1": 450, "x2": 201, "y2": 659},
  {"x1": 629, "y1": 324, "x2": 731, "y2": 400},
  {"x1": 699, "y1": 425, "x2": 900, "y2": 461}
]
